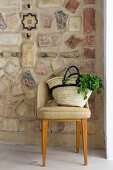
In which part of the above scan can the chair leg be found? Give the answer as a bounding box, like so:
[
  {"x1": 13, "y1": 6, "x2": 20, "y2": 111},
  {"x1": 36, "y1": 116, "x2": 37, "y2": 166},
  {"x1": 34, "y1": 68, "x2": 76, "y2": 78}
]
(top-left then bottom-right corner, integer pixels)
[
  {"x1": 76, "y1": 120, "x2": 81, "y2": 153},
  {"x1": 82, "y1": 119, "x2": 87, "y2": 166},
  {"x1": 42, "y1": 120, "x2": 48, "y2": 167}
]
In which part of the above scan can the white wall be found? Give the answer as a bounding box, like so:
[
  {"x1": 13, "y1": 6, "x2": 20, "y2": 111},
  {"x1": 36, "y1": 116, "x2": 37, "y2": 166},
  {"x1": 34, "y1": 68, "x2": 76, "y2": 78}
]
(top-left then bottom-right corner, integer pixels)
[{"x1": 105, "y1": 0, "x2": 113, "y2": 160}]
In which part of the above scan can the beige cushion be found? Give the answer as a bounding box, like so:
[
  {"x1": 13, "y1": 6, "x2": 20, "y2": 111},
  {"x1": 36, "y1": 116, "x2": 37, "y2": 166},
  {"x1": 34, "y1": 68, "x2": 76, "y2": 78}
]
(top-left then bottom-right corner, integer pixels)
[{"x1": 38, "y1": 106, "x2": 91, "y2": 119}]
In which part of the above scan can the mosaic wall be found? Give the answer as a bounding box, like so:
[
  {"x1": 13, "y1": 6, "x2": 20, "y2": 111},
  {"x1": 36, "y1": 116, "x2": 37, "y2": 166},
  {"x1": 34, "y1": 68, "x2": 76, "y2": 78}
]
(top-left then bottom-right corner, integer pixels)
[{"x1": 0, "y1": 0, "x2": 104, "y2": 148}]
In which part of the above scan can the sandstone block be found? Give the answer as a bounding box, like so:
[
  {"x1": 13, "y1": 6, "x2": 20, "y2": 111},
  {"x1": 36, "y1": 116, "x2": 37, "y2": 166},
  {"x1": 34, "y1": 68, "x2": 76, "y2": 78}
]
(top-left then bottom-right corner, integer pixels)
[
  {"x1": 84, "y1": 48, "x2": 95, "y2": 59},
  {"x1": 69, "y1": 17, "x2": 81, "y2": 32},
  {"x1": 65, "y1": 0, "x2": 80, "y2": 13},
  {"x1": 0, "y1": 0, "x2": 20, "y2": 9},
  {"x1": 84, "y1": 59, "x2": 95, "y2": 73},
  {"x1": 0, "y1": 34, "x2": 21, "y2": 46},
  {"x1": 83, "y1": 0, "x2": 95, "y2": 5},
  {"x1": 84, "y1": 35, "x2": 95, "y2": 47},
  {"x1": 38, "y1": 0, "x2": 62, "y2": 8}
]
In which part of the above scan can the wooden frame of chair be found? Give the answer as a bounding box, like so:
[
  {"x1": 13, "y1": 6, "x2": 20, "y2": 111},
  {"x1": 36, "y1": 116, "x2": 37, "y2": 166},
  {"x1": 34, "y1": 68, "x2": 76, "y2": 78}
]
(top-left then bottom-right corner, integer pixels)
[{"x1": 42, "y1": 118, "x2": 87, "y2": 167}]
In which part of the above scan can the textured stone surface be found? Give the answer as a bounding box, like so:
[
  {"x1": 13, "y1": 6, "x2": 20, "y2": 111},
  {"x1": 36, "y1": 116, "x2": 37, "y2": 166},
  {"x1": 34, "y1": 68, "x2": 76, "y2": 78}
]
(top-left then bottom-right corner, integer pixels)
[
  {"x1": 38, "y1": 34, "x2": 62, "y2": 47},
  {"x1": 60, "y1": 51, "x2": 80, "y2": 58},
  {"x1": 0, "y1": 0, "x2": 20, "y2": 9},
  {"x1": 42, "y1": 15, "x2": 52, "y2": 28},
  {"x1": 65, "y1": 0, "x2": 80, "y2": 13},
  {"x1": 0, "y1": 34, "x2": 21, "y2": 45},
  {"x1": 83, "y1": 0, "x2": 95, "y2": 5},
  {"x1": 0, "y1": 0, "x2": 104, "y2": 149},
  {"x1": 84, "y1": 60, "x2": 95, "y2": 73},
  {"x1": 4, "y1": 62, "x2": 20, "y2": 78},
  {"x1": 84, "y1": 35, "x2": 96, "y2": 47},
  {"x1": 66, "y1": 35, "x2": 81, "y2": 49},
  {"x1": 83, "y1": 8, "x2": 95, "y2": 34},
  {"x1": 0, "y1": 12, "x2": 7, "y2": 29},
  {"x1": 22, "y1": 43, "x2": 34, "y2": 67},
  {"x1": 84, "y1": 48, "x2": 95, "y2": 59},
  {"x1": 5, "y1": 13, "x2": 20, "y2": 29},
  {"x1": 69, "y1": 17, "x2": 81, "y2": 32},
  {"x1": 38, "y1": 0, "x2": 62, "y2": 8}
]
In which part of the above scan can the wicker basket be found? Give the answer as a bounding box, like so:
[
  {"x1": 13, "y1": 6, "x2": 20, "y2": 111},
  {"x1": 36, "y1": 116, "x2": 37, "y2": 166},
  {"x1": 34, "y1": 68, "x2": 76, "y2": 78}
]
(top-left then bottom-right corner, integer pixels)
[{"x1": 47, "y1": 66, "x2": 92, "y2": 108}]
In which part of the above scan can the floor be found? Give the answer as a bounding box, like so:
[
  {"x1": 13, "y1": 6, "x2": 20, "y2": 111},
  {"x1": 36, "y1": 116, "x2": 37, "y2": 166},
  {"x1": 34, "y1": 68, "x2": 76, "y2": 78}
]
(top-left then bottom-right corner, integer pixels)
[{"x1": 0, "y1": 144, "x2": 113, "y2": 170}]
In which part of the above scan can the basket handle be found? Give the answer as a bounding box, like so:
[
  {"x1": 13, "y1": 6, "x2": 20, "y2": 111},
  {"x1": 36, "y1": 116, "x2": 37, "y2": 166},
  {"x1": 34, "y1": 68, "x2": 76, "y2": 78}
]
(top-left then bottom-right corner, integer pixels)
[{"x1": 62, "y1": 66, "x2": 80, "y2": 85}]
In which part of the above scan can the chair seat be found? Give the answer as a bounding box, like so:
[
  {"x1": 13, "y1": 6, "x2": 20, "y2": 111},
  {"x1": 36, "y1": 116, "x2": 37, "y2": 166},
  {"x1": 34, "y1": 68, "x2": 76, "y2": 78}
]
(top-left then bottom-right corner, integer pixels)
[{"x1": 38, "y1": 106, "x2": 91, "y2": 120}]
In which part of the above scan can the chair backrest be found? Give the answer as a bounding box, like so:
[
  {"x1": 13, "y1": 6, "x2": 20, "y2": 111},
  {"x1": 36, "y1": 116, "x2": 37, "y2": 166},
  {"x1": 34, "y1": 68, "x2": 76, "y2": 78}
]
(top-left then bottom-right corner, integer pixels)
[{"x1": 37, "y1": 80, "x2": 52, "y2": 110}]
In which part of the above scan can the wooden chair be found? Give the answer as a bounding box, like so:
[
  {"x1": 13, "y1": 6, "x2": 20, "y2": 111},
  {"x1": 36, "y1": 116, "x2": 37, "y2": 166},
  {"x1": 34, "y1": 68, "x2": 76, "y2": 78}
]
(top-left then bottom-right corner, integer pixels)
[{"x1": 37, "y1": 81, "x2": 91, "y2": 166}]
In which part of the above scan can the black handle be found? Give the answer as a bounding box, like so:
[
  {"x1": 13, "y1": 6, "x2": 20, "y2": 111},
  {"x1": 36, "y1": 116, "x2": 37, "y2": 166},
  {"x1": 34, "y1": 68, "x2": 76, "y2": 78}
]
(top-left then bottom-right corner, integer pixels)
[{"x1": 62, "y1": 66, "x2": 80, "y2": 85}]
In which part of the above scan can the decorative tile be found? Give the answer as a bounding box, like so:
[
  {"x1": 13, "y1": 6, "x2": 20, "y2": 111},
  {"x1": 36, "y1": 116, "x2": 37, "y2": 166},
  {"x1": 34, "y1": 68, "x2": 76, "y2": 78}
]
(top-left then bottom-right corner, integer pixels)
[
  {"x1": 39, "y1": 34, "x2": 62, "y2": 47},
  {"x1": 84, "y1": 60, "x2": 95, "y2": 73},
  {"x1": 5, "y1": 13, "x2": 20, "y2": 29},
  {"x1": 0, "y1": 12, "x2": 7, "y2": 29},
  {"x1": 39, "y1": 52, "x2": 57, "y2": 58},
  {"x1": 83, "y1": 8, "x2": 95, "y2": 34},
  {"x1": 55, "y1": 11, "x2": 68, "y2": 30},
  {"x1": 84, "y1": 48, "x2": 95, "y2": 59},
  {"x1": 4, "y1": 62, "x2": 20, "y2": 78},
  {"x1": 22, "y1": 70, "x2": 36, "y2": 89},
  {"x1": 0, "y1": 0, "x2": 20, "y2": 9},
  {"x1": 22, "y1": 43, "x2": 34, "y2": 67},
  {"x1": 84, "y1": 35, "x2": 95, "y2": 47},
  {"x1": 0, "y1": 34, "x2": 21, "y2": 45},
  {"x1": 22, "y1": 13, "x2": 38, "y2": 31},
  {"x1": 38, "y1": 0, "x2": 61, "y2": 8},
  {"x1": 66, "y1": 35, "x2": 81, "y2": 49},
  {"x1": 69, "y1": 17, "x2": 81, "y2": 32},
  {"x1": 42, "y1": 15, "x2": 52, "y2": 28},
  {"x1": 65, "y1": 0, "x2": 80, "y2": 13},
  {"x1": 60, "y1": 51, "x2": 80, "y2": 58},
  {"x1": 83, "y1": 0, "x2": 95, "y2": 5}
]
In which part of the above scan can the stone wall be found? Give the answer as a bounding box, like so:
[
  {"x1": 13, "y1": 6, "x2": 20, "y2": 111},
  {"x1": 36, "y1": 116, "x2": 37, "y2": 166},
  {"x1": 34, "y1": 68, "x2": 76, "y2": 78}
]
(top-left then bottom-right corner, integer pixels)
[{"x1": 0, "y1": 0, "x2": 104, "y2": 148}]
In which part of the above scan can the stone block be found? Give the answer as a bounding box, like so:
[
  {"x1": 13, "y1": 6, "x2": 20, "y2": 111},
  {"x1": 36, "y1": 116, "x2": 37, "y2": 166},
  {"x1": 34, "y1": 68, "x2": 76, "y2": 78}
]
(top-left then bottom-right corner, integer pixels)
[
  {"x1": 55, "y1": 11, "x2": 68, "y2": 30},
  {"x1": 22, "y1": 43, "x2": 34, "y2": 67},
  {"x1": 83, "y1": 0, "x2": 95, "y2": 5},
  {"x1": 0, "y1": 0, "x2": 20, "y2": 9},
  {"x1": 5, "y1": 13, "x2": 20, "y2": 29},
  {"x1": 18, "y1": 120, "x2": 40, "y2": 132},
  {"x1": 66, "y1": 35, "x2": 81, "y2": 49},
  {"x1": 2, "y1": 51, "x2": 21, "y2": 58},
  {"x1": 65, "y1": 0, "x2": 80, "y2": 13},
  {"x1": 36, "y1": 58, "x2": 52, "y2": 75},
  {"x1": 83, "y1": 8, "x2": 95, "y2": 34},
  {"x1": 38, "y1": 0, "x2": 62, "y2": 8},
  {"x1": 68, "y1": 17, "x2": 81, "y2": 32},
  {"x1": 0, "y1": 103, "x2": 9, "y2": 117},
  {"x1": 84, "y1": 60, "x2": 95, "y2": 73},
  {"x1": 4, "y1": 62, "x2": 21, "y2": 78},
  {"x1": 0, "y1": 117, "x2": 19, "y2": 131},
  {"x1": 39, "y1": 34, "x2": 62, "y2": 47},
  {"x1": 84, "y1": 35, "x2": 95, "y2": 47},
  {"x1": 0, "y1": 76, "x2": 11, "y2": 95},
  {"x1": 84, "y1": 48, "x2": 95, "y2": 59},
  {"x1": 0, "y1": 34, "x2": 21, "y2": 46},
  {"x1": 15, "y1": 100, "x2": 28, "y2": 117},
  {"x1": 39, "y1": 52, "x2": 57, "y2": 58},
  {"x1": 11, "y1": 83, "x2": 24, "y2": 96},
  {"x1": 52, "y1": 58, "x2": 65, "y2": 72},
  {"x1": 42, "y1": 15, "x2": 52, "y2": 28},
  {"x1": 60, "y1": 51, "x2": 80, "y2": 58}
]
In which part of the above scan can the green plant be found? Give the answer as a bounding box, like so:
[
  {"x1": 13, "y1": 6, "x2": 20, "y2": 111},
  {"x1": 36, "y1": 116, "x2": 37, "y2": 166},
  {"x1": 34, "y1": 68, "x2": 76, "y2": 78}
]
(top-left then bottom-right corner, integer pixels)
[
  {"x1": 55, "y1": 73, "x2": 103, "y2": 100},
  {"x1": 77, "y1": 74, "x2": 103, "y2": 99}
]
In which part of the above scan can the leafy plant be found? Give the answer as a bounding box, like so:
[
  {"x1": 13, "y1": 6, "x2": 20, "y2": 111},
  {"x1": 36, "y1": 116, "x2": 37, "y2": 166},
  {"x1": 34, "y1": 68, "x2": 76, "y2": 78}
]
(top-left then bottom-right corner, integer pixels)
[
  {"x1": 55, "y1": 73, "x2": 103, "y2": 100},
  {"x1": 77, "y1": 74, "x2": 103, "y2": 99}
]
